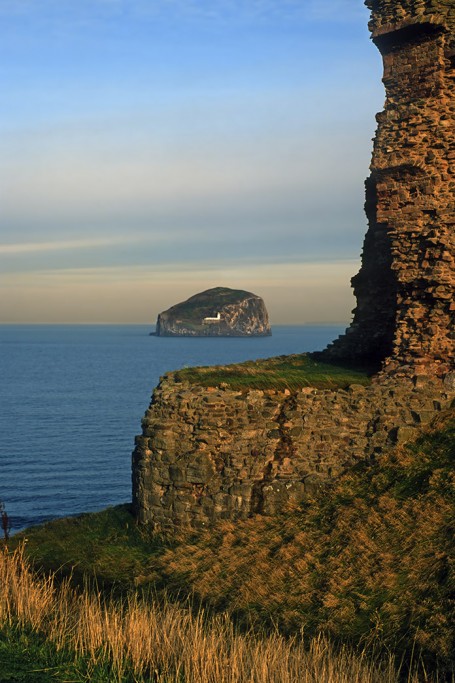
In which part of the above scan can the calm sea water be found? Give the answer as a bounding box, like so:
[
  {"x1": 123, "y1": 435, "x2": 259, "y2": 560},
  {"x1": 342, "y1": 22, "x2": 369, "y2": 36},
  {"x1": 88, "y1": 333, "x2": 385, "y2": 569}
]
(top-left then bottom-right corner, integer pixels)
[{"x1": 0, "y1": 324, "x2": 344, "y2": 532}]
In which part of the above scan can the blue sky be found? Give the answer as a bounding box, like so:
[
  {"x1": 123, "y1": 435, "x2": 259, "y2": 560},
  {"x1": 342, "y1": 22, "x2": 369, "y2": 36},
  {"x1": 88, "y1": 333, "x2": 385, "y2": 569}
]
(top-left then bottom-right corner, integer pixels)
[{"x1": 0, "y1": 0, "x2": 384, "y2": 323}]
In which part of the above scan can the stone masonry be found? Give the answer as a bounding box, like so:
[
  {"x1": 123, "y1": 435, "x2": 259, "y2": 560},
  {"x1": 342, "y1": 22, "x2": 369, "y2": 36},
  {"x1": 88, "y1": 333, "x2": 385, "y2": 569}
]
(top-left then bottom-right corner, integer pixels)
[
  {"x1": 132, "y1": 376, "x2": 453, "y2": 531},
  {"x1": 326, "y1": 0, "x2": 454, "y2": 377},
  {"x1": 132, "y1": 0, "x2": 455, "y2": 531}
]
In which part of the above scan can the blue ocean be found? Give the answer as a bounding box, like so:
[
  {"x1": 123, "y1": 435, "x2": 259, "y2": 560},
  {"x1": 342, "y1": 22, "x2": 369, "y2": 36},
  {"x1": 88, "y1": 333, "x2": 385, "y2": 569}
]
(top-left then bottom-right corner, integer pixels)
[{"x1": 0, "y1": 324, "x2": 344, "y2": 533}]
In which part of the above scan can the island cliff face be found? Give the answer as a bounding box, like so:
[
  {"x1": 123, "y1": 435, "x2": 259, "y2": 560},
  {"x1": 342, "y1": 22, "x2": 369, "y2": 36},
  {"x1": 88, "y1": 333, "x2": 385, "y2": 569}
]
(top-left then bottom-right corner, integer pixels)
[
  {"x1": 155, "y1": 287, "x2": 271, "y2": 337},
  {"x1": 132, "y1": 0, "x2": 454, "y2": 532}
]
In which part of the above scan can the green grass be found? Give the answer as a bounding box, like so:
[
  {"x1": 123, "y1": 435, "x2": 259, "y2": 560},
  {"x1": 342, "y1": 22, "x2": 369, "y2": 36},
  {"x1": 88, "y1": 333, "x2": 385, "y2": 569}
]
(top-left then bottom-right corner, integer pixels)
[
  {"x1": 0, "y1": 623, "x2": 144, "y2": 683},
  {"x1": 0, "y1": 625, "x2": 71, "y2": 683},
  {"x1": 0, "y1": 625, "x2": 99, "y2": 683},
  {"x1": 9, "y1": 505, "x2": 165, "y2": 590},
  {"x1": 173, "y1": 353, "x2": 374, "y2": 391}
]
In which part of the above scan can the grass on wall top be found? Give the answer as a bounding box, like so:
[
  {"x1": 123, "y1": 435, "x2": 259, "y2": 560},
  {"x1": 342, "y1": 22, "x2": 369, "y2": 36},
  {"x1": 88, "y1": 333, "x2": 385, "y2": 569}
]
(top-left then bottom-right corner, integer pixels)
[{"x1": 173, "y1": 353, "x2": 374, "y2": 391}]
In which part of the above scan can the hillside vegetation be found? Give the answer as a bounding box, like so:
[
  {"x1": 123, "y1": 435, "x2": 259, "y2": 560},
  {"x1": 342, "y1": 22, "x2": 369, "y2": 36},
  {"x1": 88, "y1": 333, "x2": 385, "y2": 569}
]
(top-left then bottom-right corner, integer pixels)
[
  {"x1": 152, "y1": 412, "x2": 454, "y2": 672},
  {"x1": 8, "y1": 411, "x2": 455, "y2": 680},
  {"x1": 0, "y1": 548, "x2": 413, "y2": 683}
]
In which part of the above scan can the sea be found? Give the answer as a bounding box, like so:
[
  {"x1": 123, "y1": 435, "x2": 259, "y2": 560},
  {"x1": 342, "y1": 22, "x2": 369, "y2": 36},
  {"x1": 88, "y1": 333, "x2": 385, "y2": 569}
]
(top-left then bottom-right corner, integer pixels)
[{"x1": 0, "y1": 324, "x2": 345, "y2": 533}]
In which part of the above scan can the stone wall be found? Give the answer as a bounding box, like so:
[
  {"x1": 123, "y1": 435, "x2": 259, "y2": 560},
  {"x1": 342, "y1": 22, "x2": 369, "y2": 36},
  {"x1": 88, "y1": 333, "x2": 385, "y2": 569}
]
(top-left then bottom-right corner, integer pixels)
[
  {"x1": 326, "y1": 0, "x2": 454, "y2": 377},
  {"x1": 132, "y1": 374, "x2": 454, "y2": 531}
]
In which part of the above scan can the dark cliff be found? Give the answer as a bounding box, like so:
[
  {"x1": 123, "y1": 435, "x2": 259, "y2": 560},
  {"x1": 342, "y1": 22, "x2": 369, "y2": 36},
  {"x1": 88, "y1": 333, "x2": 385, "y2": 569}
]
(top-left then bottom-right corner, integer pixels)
[{"x1": 154, "y1": 287, "x2": 271, "y2": 337}]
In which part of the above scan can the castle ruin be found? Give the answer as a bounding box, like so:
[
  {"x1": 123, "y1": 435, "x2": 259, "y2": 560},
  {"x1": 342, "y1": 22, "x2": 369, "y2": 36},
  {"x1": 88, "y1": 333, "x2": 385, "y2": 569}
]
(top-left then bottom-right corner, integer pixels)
[{"x1": 132, "y1": 0, "x2": 454, "y2": 532}]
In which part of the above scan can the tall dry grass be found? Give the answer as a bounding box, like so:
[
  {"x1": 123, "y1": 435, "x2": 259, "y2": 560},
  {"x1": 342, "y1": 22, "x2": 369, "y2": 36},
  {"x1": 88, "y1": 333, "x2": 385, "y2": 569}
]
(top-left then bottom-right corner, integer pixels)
[{"x1": 0, "y1": 546, "x2": 421, "y2": 683}]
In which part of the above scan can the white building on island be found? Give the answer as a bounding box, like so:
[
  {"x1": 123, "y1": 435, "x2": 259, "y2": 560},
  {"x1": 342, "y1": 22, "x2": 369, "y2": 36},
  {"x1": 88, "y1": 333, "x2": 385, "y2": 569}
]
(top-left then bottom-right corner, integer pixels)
[{"x1": 203, "y1": 312, "x2": 221, "y2": 324}]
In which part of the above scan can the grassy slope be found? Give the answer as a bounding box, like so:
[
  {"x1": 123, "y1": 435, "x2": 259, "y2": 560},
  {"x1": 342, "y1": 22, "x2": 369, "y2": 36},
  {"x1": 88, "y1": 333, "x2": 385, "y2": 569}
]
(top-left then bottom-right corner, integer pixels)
[
  {"x1": 0, "y1": 550, "x2": 415, "y2": 683},
  {"x1": 154, "y1": 412, "x2": 454, "y2": 670},
  {"x1": 9, "y1": 412, "x2": 455, "y2": 674},
  {"x1": 10, "y1": 505, "x2": 165, "y2": 590}
]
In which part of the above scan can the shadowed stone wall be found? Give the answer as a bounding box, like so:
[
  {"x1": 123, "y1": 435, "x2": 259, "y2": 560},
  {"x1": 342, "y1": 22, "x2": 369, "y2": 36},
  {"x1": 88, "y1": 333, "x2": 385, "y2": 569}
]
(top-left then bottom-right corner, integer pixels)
[
  {"x1": 132, "y1": 375, "x2": 453, "y2": 531},
  {"x1": 326, "y1": 0, "x2": 454, "y2": 378}
]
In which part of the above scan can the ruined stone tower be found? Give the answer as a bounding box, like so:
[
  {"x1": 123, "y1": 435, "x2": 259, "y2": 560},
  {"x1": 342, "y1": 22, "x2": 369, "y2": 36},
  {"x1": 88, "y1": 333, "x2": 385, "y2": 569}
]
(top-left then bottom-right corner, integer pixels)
[{"x1": 326, "y1": 0, "x2": 454, "y2": 378}]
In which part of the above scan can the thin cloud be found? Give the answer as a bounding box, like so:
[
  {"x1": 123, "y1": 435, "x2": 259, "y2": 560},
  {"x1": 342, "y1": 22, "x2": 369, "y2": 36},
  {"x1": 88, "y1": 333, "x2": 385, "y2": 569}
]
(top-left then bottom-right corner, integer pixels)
[
  {"x1": 0, "y1": 258, "x2": 359, "y2": 283},
  {"x1": 0, "y1": 237, "x2": 132, "y2": 255}
]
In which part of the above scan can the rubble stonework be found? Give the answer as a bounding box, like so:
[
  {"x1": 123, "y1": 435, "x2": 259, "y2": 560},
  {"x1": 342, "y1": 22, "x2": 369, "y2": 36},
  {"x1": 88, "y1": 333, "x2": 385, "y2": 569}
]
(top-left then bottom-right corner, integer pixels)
[
  {"x1": 132, "y1": 375, "x2": 453, "y2": 530},
  {"x1": 132, "y1": 0, "x2": 455, "y2": 531},
  {"x1": 326, "y1": 0, "x2": 454, "y2": 377}
]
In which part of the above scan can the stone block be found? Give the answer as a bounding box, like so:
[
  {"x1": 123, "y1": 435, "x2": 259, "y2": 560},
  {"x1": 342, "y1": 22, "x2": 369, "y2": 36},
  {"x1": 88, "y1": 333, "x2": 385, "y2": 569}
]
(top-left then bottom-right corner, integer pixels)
[{"x1": 390, "y1": 425, "x2": 417, "y2": 444}]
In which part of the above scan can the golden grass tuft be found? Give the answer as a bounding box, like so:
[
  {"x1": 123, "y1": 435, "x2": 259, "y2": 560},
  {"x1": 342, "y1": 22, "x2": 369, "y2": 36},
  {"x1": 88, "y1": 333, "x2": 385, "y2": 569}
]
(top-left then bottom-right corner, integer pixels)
[{"x1": 0, "y1": 546, "x2": 415, "y2": 682}]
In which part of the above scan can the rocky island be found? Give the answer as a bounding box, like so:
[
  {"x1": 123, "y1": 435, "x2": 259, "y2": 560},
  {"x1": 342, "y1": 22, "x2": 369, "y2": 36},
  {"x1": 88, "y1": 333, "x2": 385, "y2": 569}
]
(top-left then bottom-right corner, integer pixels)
[{"x1": 154, "y1": 287, "x2": 271, "y2": 337}]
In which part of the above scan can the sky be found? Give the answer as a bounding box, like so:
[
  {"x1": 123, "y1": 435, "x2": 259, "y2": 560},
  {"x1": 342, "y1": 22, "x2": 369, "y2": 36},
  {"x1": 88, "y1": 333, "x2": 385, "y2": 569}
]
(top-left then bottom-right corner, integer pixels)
[{"x1": 0, "y1": 0, "x2": 384, "y2": 324}]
